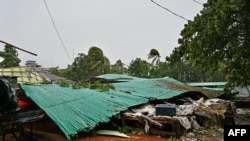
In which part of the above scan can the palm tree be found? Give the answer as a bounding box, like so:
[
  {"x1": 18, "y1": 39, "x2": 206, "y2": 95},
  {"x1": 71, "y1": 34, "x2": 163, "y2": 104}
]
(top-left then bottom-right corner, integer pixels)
[
  {"x1": 87, "y1": 46, "x2": 110, "y2": 78},
  {"x1": 148, "y1": 48, "x2": 160, "y2": 66}
]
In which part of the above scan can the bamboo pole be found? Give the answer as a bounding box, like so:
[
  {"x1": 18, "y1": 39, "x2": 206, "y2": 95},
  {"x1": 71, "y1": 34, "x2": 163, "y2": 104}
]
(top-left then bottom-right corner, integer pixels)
[{"x1": 0, "y1": 40, "x2": 37, "y2": 56}]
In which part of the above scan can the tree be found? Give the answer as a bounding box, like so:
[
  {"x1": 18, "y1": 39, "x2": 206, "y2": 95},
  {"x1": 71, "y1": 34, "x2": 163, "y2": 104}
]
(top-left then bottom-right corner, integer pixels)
[
  {"x1": 71, "y1": 53, "x2": 89, "y2": 80},
  {"x1": 110, "y1": 59, "x2": 126, "y2": 74},
  {"x1": 170, "y1": 0, "x2": 250, "y2": 88},
  {"x1": 148, "y1": 48, "x2": 160, "y2": 66},
  {"x1": 165, "y1": 47, "x2": 186, "y2": 81},
  {"x1": 148, "y1": 61, "x2": 170, "y2": 78},
  {"x1": 59, "y1": 65, "x2": 75, "y2": 80},
  {"x1": 0, "y1": 44, "x2": 21, "y2": 68},
  {"x1": 49, "y1": 67, "x2": 62, "y2": 76},
  {"x1": 128, "y1": 58, "x2": 150, "y2": 78},
  {"x1": 87, "y1": 46, "x2": 110, "y2": 77},
  {"x1": 71, "y1": 46, "x2": 110, "y2": 81}
]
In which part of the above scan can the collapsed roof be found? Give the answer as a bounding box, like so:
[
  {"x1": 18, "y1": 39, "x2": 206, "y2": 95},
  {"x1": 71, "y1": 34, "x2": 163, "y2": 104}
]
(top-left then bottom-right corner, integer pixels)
[{"x1": 19, "y1": 74, "x2": 224, "y2": 140}]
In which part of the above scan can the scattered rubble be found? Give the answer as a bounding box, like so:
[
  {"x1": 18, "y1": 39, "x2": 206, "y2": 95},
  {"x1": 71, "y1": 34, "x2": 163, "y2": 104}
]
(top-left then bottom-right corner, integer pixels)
[{"x1": 115, "y1": 95, "x2": 231, "y2": 140}]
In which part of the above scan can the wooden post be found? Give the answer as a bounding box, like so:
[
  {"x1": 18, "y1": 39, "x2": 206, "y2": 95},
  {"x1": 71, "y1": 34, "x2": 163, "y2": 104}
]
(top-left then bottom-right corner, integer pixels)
[{"x1": 0, "y1": 40, "x2": 37, "y2": 56}]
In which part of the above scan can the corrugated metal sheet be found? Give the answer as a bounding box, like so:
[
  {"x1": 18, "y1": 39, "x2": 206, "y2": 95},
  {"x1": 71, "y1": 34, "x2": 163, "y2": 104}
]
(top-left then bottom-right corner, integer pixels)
[
  {"x1": 113, "y1": 77, "x2": 189, "y2": 100},
  {"x1": 187, "y1": 82, "x2": 226, "y2": 87},
  {"x1": 20, "y1": 74, "x2": 224, "y2": 140},
  {"x1": 93, "y1": 74, "x2": 145, "y2": 82},
  {"x1": 20, "y1": 84, "x2": 148, "y2": 140},
  {"x1": 0, "y1": 67, "x2": 44, "y2": 84},
  {"x1": 38, "y1": 73, "x2": 65, "y2": 82},
  {"x1": 187, "y1": 82, "x2": 226, "y2": 92}
]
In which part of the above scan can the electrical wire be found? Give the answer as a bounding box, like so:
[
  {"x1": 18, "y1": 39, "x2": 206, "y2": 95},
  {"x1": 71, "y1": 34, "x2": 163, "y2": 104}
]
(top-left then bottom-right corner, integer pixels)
[
  {"x1": 193, "y1": 0, "x2": 203, "y2": 5},
  {"x1": 43, "y1": 0, "x2": 72, "y2": 62},
  {"x1": 150, "y1": 0, "x2": 189, "y2": 21}
]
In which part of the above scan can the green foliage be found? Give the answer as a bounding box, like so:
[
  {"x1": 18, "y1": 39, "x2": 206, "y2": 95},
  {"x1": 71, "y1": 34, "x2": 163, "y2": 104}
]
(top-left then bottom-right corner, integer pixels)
[
  {"x1": 59, "y1": 65, "x2": 76, "y2": 79},
  {"x1": 0, "y1": 44, "x2": 21, "y2": 68},
  {"x1": 117, "y1": 125, "x2": 132, "y2": 134},
  {"x1": 148, "y1": 61, "x2": 169, "y2": 78},
  {"x1": 61, "y1": 80, "x2": 114, "y2": 92},
  {"x1": 49, "y1": 67, "x2": 62, "y2": 76},
  {"x1": 89, "y1": 81, "x2": 115, "y2": 92},
  {"x1": 59, "y1": 80, "x2": 70, "y2": 87},
  {"x1": 168, "y1": 0, "x2": 250, "y2": 89},
  {"x1": 128, "y1": 58, "x2": 150, "y2": 78},
  {"x1": 110, "y1": 59, "x2": 127, "y2": 74},
  {"x1": 71, "y1": 46, "x2": 110, "y2": 81},
  {"x1": 89, "y1": 81, "x2": 101, "y2": 89},
  {"x1": 71, "y1": 81, "x2": 88, "y2": 89}
]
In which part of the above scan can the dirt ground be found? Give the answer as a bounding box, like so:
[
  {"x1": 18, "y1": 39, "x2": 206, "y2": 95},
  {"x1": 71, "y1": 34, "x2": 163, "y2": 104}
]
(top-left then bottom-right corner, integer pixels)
[
  {"x1": 78, "y1": 127, "x2": 224, "y2": 141},
  {"x1": 1, "y1": 128, "x2": 224, "y2": 141},
  {"x1": 79, "y1": 134, "x2": 174, "y2": 141},
  {"x1": 1, "y1": 118, "x2": 224, "y2": 141},
  {"x1": 1, "y1": 134, "x2": 178, "y2": 141}
]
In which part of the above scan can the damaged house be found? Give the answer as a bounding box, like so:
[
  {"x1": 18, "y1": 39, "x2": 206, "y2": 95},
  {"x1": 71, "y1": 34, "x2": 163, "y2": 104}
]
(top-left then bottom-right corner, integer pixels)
[{"x1": 1, "y1": 73, "x2": 228, "y2": 140}]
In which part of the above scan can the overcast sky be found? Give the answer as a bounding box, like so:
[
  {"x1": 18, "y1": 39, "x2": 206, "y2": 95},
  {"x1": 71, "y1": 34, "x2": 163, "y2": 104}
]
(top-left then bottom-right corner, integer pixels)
[{"x1": 0, "y1": 0, "x2": 205, "y2": 69}]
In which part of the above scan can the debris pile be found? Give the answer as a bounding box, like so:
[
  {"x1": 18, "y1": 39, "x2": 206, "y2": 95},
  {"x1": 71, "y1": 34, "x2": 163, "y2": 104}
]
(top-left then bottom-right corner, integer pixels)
[{"x1": 119, "y1": 96, "x2": 230, "y2": 138}]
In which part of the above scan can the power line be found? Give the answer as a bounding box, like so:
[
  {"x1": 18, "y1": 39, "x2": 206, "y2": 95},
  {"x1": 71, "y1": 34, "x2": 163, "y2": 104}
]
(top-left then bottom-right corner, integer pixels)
[
  {"x1": 150, "y1": 0, "x2": 189, "y2": 21},
  {"x1": 43, "y1": 0, "x2": 72, "y2": 62},
  {"x1": 193, "y1": 0, "x2": 204, "y2": 5}
]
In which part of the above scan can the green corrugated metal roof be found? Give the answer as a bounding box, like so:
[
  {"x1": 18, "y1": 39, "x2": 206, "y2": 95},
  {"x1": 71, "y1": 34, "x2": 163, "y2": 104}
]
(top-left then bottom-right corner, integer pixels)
[
  {"x1": 20, "y1": 84, "x2": 148, "y2": 140},
  {"x1": 20, "y1": 74, "x2": 224, "y2": 140},
  {"x1": 113, "y1": 77, "x2": 190, "y2": 100}
]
